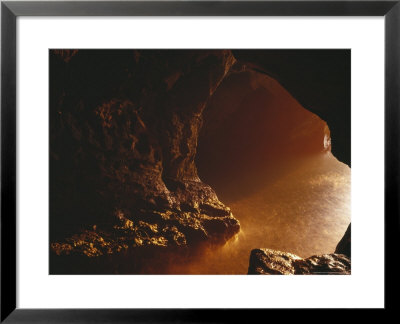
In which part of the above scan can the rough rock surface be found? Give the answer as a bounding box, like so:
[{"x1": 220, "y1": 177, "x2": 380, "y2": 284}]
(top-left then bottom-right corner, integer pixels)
[
  {"x1": 335, "y1": 223, "x2": 351, "y2": 257},
  {"x1": 248, "y1": 248, "x2": 351, "y2": 275},
  {"x1": 50, "y1": 50, "x2": 240, "y2": 267}
]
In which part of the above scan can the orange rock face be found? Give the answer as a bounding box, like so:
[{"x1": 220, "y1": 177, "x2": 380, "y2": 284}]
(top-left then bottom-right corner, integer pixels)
[{"x1": 50, "y1": 50, "x2": 240, "y2": 273}]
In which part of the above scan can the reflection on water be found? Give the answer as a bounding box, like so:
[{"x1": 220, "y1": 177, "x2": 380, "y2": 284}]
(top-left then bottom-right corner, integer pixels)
[{"x1": 167, "y1": 152, "x2": 350, "y2": 274}]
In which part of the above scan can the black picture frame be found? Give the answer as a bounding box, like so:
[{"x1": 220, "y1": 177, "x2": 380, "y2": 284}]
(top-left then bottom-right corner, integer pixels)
[{"x1": 1, "y1": 0, "x2": 398, "y2": 322}]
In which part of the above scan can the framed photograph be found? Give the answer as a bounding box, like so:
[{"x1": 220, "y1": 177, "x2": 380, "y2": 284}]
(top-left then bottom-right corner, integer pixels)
[{"x1": 1, "y1": 0, "x2": 397, "y2": 321}]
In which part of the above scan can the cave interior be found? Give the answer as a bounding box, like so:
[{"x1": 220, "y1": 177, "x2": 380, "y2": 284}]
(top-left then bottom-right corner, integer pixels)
[{"x1": 49, "y1": 49, "x2": 351, "y2": 274}]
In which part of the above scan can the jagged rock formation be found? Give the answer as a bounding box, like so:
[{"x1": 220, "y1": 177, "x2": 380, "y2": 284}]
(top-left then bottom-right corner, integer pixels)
[
  {"x1": 335, "y1": 223, "x2": 351, "y2": 257},
  {"x1": 50, "y1": 50, "x2": 240, "y2": 269},
  {"x1": 248, "y1": 248, "x2": 351, "y2": 275}
]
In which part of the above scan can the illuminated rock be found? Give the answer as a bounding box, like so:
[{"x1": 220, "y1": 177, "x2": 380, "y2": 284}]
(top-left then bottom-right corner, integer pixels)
[{"x1": 248, "y1": 248, "x2": 351, "y2": 275}]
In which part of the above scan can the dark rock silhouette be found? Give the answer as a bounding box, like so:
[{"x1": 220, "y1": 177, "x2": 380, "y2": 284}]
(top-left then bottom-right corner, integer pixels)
[
  {"x1": 232, "y1": 50, "x2": 350, "y2": 166},
  {"x1": 335, "y1": 223, "x2": 351, "y2": 257}
]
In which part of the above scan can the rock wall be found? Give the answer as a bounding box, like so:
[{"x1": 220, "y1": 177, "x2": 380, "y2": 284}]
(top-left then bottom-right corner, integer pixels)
[{"x1": 50, "y1": 50, "x2": 240, "y2": 267}]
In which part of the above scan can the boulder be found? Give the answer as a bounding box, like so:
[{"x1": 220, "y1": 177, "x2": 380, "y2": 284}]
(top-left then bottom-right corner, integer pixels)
[{"x1": 248, "y1": 248, "x2": 351, "y2": 275}]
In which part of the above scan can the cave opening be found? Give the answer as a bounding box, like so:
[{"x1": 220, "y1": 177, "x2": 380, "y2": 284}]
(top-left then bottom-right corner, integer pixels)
[{"x1": 177, "y1": 68, "x2": 352, "y2": 274}]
